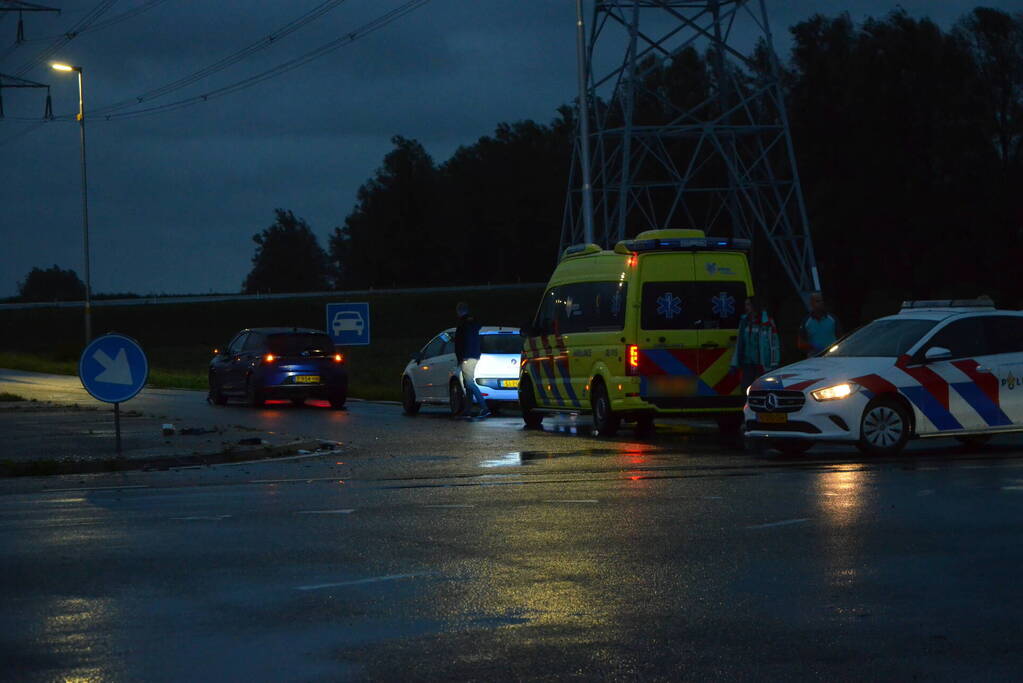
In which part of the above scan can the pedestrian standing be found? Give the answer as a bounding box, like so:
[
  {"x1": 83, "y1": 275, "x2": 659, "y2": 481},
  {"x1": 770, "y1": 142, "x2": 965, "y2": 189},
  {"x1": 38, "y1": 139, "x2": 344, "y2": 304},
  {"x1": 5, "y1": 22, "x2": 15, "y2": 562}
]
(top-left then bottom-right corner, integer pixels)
[
  {"x1": 454, "y1": 302, "x2": 491, "y2": 419},
  {"x1": 730, "y1": 296, "x2": 781, "y2": 390},
  {"x1": 797, "y1": 292, "x2": 841, "y2": 357}
]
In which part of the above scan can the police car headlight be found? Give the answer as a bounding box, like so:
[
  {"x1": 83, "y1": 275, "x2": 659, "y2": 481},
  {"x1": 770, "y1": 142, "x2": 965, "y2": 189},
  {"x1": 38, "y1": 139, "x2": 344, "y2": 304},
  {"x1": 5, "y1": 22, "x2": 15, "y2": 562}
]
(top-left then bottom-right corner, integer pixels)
[{"x1": 811, "y1": 382, "x2": 859, "y2": 401}]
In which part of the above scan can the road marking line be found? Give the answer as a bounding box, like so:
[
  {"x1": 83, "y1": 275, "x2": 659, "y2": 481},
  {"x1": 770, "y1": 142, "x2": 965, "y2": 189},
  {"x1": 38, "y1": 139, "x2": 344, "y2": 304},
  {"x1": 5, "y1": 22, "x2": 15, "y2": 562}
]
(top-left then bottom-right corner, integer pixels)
[
  {"x1": 250, "y1": 478, "x2": 312, "y2": 483},
  {"x1": 545, "y1": 499, "x2": 598, "y2": 504},
  {"x1": 423, "y1": 504, "x2": 475, "y2": 508},
  {"x1": 172, "y1": 515, "x2": 232, "y2": 521},
  {"x1": 747, "y1": 518, "x2": 809, "y2": 530},
  {"x1": 295, "y1": 573, "x2": 427, "y2": 591},
  {"x1": 44, "y1": 485, "x2": 150, "y2": 492},
  {"x1": 296, "y1": 509, "x2": 355, "y2": 515},
  {"x1": 1001, "y1": 486, "x2": 1023, "y2": 491}
]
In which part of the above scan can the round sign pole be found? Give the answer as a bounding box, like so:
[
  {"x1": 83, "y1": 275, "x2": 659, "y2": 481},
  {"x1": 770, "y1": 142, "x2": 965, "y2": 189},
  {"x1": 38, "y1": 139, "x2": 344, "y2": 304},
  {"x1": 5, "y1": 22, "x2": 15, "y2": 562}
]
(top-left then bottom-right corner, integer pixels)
[{"x1": 79, "y1": 333, "x2": 149, "y2": 456}]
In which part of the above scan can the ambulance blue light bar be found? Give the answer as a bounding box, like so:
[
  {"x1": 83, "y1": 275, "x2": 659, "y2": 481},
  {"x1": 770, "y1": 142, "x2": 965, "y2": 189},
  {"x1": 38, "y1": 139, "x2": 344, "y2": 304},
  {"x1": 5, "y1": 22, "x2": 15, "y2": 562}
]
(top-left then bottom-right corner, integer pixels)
[{"x1": 617, "y1": 237, "x2": 751, "y2": 253}]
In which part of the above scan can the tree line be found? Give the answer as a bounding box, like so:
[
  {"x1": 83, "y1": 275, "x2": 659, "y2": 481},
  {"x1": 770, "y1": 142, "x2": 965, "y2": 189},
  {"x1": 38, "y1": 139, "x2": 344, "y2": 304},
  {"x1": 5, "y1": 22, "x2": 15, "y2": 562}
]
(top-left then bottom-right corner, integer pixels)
[{"x1": 17, "y1": 8, "x2": 1022, "y2": 328}]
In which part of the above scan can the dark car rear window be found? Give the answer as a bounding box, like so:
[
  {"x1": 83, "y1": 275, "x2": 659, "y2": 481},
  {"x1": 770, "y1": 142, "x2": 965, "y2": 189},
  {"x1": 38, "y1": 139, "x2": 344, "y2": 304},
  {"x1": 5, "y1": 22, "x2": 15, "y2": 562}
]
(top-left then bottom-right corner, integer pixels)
[
  {"x1": 481, "y1": 334, "x2": 523, "y2": 354},
  {"x1": 266, "y1": 333, "x2": 335, "y2": 356}
]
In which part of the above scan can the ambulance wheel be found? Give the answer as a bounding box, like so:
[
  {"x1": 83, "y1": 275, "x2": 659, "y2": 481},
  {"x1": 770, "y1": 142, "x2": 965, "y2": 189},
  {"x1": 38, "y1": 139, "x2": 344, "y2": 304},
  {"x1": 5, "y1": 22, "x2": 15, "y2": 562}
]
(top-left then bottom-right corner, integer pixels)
[
  {"x1": 449, "y1": 380, "x2": 466, "y2": 417},
  {"x1": 591, "y1": 381, "x2": 620, "y2": 437},
  {"x1": 858, "y1": 398, "x2": 910, "y2": 455},
  {"x1": 401, "y1": 378, "x2": 421, "y2": 415},
  {"x1": 518, "y1": 377, "x2": 544, "y2": 429},
  {"x1": 955, "y1": 435, "x2": 991, "y2": 449}
]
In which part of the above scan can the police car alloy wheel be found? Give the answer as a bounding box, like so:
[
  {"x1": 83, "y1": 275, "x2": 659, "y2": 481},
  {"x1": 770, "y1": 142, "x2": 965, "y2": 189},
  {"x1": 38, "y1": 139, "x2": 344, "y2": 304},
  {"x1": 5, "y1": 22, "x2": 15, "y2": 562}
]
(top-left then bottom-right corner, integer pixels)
[{"x1": 858, "y1": 398, "x2": 910, "y2": 455}]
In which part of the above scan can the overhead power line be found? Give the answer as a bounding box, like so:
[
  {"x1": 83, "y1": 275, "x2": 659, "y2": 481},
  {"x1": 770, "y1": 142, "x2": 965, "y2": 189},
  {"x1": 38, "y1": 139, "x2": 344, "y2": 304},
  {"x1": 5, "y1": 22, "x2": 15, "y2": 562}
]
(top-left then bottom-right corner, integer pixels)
[
  {"x1": 12, "y1": 0, "x2": 119, "y2": 77},
  {"x1": 102, "y1": 0, "x2": 433, "y2": 120},
  {"x1": 13, "y1": 0, "x2": 171, "y2": 45},
  {"x1": 92, "y1": 0, "x2": 352, "y2": 115}
]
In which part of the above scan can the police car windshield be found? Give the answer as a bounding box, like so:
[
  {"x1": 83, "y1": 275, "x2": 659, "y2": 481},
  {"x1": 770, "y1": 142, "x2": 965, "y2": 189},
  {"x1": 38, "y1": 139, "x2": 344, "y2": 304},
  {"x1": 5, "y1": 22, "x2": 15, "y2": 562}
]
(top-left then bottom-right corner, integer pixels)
[
  {"x1": 481, "y1": 334, "x2": 523, "y2": 354},
  {"x1": 823, "y1": 319, "x2": 938, "y2": 357}
]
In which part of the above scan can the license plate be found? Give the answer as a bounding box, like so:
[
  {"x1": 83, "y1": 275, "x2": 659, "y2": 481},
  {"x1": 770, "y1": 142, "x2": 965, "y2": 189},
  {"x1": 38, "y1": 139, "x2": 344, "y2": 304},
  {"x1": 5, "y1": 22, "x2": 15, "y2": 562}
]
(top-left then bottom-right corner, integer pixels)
[
  {"x1": 759, "y1": 412, "x2": 788, "y2": 424},
  {"x1": 293, "y1": 375, "x2": 320, "y2": 384},
  {"x1": 501, "y1": 379, "x2": 520, "y2": 388}
]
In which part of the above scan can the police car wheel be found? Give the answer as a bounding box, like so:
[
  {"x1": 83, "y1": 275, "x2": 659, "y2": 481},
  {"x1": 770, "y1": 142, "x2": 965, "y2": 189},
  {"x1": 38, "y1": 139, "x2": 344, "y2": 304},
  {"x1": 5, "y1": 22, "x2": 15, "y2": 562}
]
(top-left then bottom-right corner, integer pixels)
[
  {"x1": 519, "y1": 377, "x2": 544, "y2": 428},
  {"x1": 591, "y1": 382, "x2": 620, "y2": 437},
  {"x1": 402, "y1": 378, "x2": 421, "y2": 415},
  {"x1": 449, "y1": 380, "x2": 466, "y2": 417},
  {"x1": 859, "y1": 398, "x2": 910, "y2": 455}
]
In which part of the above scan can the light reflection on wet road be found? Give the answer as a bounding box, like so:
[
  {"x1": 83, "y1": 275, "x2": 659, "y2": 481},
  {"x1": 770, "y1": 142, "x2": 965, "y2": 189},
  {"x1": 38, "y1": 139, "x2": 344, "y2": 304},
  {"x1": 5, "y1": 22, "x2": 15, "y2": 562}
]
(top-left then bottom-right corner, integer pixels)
[{"x1": 3, "y1": 370, "x2": 1023, "y2": 679}]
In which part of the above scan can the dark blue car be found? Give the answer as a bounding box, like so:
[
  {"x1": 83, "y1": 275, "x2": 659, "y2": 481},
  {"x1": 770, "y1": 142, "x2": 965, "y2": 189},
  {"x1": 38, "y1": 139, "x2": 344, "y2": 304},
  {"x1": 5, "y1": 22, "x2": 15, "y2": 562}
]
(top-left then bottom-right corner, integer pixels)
[{"x1": 209, "y1": 327, "x2": 348, "y2": 408}]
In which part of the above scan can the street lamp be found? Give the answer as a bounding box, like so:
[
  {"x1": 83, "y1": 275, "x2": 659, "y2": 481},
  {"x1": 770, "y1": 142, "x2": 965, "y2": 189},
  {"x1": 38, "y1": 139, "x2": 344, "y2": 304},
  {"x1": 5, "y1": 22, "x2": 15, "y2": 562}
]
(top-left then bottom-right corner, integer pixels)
[{"x1": 51, "y1": 62, "x2": 92, "y2": 344}]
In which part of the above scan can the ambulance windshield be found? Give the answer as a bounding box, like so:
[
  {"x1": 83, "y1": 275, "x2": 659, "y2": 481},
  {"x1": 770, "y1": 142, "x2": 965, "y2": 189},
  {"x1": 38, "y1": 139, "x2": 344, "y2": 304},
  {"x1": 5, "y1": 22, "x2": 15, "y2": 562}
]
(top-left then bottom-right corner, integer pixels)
[{"x1": 823, "y1": 319, "x2": 937, "y2": 357}]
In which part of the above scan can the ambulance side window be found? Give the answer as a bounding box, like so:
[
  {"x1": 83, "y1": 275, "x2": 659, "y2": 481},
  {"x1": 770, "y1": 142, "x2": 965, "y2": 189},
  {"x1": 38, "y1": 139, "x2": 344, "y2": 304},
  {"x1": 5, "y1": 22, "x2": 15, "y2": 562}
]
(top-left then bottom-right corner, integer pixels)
[
  {"x1": 553, "y1": 282, "x2": 629, "y2": 333},
  {"x1": 532, "y1": 288, "x2": 559, "y2": 336},
  {"x1": 926, "y1": 318, "x2": 989, "y2": 359},
  {"x1": 984, "y1": 316, "x2": 1023, "y2": 355}
]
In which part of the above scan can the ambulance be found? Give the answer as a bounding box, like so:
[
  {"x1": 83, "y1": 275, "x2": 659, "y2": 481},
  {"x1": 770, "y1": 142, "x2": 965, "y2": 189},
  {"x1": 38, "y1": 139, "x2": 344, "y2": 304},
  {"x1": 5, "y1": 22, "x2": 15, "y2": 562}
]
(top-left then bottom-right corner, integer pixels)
[
  {"x1": 519, "y1": 229, "x2": 752, "y2": 435},
  {"x1": 743, "y1": 298, "x2": 1023, "y2": 455}
]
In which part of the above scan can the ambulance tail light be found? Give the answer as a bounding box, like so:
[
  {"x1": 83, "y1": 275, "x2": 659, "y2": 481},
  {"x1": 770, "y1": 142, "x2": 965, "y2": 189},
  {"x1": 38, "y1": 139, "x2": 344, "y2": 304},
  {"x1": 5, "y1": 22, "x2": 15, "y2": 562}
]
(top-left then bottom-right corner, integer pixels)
[{"x1": 626, "y1": 345, "x2": 640, "y2": 375}]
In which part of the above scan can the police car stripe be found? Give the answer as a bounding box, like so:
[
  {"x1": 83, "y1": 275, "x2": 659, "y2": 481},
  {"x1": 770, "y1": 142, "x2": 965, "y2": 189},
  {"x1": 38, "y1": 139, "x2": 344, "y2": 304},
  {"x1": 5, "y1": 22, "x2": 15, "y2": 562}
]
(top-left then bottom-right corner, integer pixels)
[
  {"x1": 952, "y1": 359, "x2": 1001, "y2": 406},
  {"x1": 900, "y1": 385, "x2": 964, "y2": 431},
  {"x1": 950, "y1": 381, "x2": 1013, "y2": 427}
]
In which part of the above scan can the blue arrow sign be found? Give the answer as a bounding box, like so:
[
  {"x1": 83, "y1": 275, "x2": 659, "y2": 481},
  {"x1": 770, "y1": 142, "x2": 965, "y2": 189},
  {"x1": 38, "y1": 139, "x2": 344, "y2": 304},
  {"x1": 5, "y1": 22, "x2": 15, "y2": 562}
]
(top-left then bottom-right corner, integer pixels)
[
  {"x1": 79, "y1": 333, "x2": 149, "y2": 403},
  {"x1": 326, "y1": 302, "x2": 370, "y2": 346}
]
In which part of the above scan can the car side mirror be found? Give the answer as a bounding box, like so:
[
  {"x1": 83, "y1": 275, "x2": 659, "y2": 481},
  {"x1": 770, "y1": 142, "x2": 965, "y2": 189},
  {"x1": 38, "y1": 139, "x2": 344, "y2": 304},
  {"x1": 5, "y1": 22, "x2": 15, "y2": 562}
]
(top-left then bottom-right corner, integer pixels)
[
  {"x1": 924, "y1": 346, "x2": 951, "y2": 361},
  {"x1": 411, "y1": 352, "x2": 422, "y2": 364}
]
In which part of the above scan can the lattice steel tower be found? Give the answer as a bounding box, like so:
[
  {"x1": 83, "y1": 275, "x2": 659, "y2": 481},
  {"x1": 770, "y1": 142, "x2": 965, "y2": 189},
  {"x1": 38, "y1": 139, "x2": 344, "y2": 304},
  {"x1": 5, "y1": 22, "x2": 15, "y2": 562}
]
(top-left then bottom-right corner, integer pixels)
[{"x1": 563, "y1": 0, "x2": 821, "y2": 299}]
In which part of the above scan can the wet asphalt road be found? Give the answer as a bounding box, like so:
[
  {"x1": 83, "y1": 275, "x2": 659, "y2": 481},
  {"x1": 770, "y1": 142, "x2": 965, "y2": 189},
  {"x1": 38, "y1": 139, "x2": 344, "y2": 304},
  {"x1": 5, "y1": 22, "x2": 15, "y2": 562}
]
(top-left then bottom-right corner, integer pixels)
[{"x1": 3, "y1": 370, "x2": 1023, "y2": 680}]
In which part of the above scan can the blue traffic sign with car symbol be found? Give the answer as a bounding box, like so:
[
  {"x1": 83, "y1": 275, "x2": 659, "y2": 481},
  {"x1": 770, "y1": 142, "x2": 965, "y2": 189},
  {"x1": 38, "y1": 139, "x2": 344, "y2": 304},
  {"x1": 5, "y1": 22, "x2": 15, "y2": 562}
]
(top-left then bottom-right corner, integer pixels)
[{"x1": 327, "y1": 302, "x2": 370, "y2": 346}]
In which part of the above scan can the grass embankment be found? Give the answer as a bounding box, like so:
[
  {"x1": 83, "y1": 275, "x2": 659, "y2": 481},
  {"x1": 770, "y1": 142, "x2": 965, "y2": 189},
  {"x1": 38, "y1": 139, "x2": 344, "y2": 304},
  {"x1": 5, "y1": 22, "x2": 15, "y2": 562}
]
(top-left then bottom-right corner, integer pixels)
[{"x1": 0, "y1": 286, "x2": 544, "y2": 401}]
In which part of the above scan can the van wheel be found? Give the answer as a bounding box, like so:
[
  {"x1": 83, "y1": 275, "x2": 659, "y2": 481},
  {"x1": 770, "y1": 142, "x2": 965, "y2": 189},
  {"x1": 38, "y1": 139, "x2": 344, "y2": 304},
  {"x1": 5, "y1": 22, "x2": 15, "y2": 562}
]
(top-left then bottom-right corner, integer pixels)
[
  {"x1": 449, "y1": 379, "x2": 466, "y2": 417},
  {"x1": 859, "y1": 398, "x2": 910, "y2": 455},
  {"x1": 519, "y1": 376, "x2": 544, "y2": 429},
  {"x1": 402, "y1": 378, "x2": 421, "y2": 415},
  {"x1": 591, "y1": 381, "x2": 620, "y2": 437}
]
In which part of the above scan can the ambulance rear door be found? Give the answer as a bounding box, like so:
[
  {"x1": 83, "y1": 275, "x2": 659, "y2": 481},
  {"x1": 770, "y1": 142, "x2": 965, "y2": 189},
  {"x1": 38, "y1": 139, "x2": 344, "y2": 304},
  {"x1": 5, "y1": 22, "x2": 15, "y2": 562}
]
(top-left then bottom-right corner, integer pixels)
[{"x1": 693, "y1": 251, "x2": 751, "y2": 399}]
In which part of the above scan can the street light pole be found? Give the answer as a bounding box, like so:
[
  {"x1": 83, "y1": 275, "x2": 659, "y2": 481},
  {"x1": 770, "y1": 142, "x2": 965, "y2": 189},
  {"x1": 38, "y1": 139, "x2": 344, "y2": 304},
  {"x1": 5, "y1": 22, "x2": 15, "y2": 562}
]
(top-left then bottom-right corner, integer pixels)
[{"x1": 52, "y1": 63, "x2": 91, "y2": 344}]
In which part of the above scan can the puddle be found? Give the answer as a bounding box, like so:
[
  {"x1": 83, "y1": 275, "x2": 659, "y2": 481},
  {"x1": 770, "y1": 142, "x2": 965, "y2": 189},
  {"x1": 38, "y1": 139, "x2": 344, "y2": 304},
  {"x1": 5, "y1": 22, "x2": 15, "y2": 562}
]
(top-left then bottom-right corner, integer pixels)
[{"x1": 479, "y1": 448, "x2": 651, "y2": 468}]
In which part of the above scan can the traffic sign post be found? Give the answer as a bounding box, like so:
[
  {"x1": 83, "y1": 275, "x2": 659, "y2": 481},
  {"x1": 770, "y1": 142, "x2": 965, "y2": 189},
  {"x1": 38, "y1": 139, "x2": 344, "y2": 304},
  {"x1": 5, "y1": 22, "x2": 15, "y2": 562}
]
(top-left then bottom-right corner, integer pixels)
[
  {"x1": 79, "y1": 333, "x2": 149, "y2": 455},
  {"x1": 326, "y1": 302, "x2": 371, "y2": 347}
]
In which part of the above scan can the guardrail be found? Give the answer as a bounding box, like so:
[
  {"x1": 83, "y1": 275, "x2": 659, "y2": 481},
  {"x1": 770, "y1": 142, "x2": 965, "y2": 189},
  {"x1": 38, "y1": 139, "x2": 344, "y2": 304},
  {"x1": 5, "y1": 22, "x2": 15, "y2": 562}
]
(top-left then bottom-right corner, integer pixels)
[{"x1": 0, "y1": 283, "x2": 546, "y2": 311}]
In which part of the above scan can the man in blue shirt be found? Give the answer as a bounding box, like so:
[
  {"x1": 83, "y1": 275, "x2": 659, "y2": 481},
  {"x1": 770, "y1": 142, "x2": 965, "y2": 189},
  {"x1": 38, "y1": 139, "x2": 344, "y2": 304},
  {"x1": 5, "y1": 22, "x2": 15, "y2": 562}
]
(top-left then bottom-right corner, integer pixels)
[
  {"x1": 798, "y1": 292, "x2": 841, "y2": 357},
  {"x1": 454, "y1": 302, "x2": 490, "y2": 419}
]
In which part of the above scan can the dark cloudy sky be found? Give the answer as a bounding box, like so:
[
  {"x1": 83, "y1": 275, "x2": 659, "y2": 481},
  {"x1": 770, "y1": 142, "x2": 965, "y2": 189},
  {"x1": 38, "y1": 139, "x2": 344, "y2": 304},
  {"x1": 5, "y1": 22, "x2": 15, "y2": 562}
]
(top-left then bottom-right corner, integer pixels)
[{"x1": 0, "y1": 0, "x2": 1014, "y2": 298}]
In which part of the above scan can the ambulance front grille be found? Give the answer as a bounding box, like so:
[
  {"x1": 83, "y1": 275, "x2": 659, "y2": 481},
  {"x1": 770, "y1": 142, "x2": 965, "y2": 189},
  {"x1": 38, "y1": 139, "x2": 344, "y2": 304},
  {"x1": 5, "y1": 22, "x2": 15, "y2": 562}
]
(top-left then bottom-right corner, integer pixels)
[{"x1": 748, "y1": 390, "x2": 806, "y2": 413}]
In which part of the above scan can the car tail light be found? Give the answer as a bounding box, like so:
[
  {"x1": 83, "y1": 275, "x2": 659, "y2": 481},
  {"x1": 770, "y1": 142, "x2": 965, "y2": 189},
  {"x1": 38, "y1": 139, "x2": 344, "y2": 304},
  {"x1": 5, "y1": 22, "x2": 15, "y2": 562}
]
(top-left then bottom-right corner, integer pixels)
[
  {"x1": 333, "y1": 353, "x2": 344, "y2": 363},
  {"x1": 626, "y1": 345, "x2": 639, "y2": 376},
  {"x1": 263, "y1": 353, "x2": 275, "y2": 364}
]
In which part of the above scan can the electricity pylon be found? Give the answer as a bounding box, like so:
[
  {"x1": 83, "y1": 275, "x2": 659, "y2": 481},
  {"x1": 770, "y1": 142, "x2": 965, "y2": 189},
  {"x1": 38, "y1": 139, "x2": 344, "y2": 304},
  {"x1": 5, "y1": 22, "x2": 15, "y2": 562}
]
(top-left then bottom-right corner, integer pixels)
[{"x1": 563, "y1": 0, "x2": 821, "y2": 300}]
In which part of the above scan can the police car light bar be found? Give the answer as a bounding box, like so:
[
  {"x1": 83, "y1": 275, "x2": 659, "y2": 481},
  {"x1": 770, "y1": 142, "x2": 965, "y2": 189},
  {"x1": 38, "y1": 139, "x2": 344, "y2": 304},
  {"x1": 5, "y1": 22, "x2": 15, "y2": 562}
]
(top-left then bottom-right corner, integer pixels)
[
  {"x1": 616, "y1": 237, "x2": 751, "y2": 253},
  {"x1": 900, "y1": 296, "x2": 995, "y2": 310}
]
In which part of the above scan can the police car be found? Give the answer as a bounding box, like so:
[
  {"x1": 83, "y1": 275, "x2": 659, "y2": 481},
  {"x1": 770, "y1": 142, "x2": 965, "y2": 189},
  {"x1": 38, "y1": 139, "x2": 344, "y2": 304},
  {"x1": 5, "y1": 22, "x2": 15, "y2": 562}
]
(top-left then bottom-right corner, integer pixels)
[{"x1": 744, "y1": 298, "x2": 1023, "y2": 455}]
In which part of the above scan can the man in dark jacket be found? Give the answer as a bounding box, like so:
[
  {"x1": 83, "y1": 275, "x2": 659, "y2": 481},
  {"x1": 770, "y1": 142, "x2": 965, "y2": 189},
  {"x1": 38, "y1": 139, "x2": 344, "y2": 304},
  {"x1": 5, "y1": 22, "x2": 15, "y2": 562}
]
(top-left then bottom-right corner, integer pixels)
[{"x1": 454, "y1": 302, "x2": 490, "y2": 418}]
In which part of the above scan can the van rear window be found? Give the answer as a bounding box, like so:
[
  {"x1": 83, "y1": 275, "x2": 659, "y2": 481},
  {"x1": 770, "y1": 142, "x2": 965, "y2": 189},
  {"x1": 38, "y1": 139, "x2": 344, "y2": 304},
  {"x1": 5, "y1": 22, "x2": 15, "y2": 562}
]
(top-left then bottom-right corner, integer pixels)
[{"x1": 641, "y1": 282, "x2": 746, "y2": 330}]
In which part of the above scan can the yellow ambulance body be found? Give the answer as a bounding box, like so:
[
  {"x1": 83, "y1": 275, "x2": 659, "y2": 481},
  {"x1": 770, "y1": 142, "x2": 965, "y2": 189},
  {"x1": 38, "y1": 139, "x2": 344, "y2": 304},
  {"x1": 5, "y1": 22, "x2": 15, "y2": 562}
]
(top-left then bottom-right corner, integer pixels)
[{"x1": 519, "y1": 229, "x2": 753, "y2": 435}]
